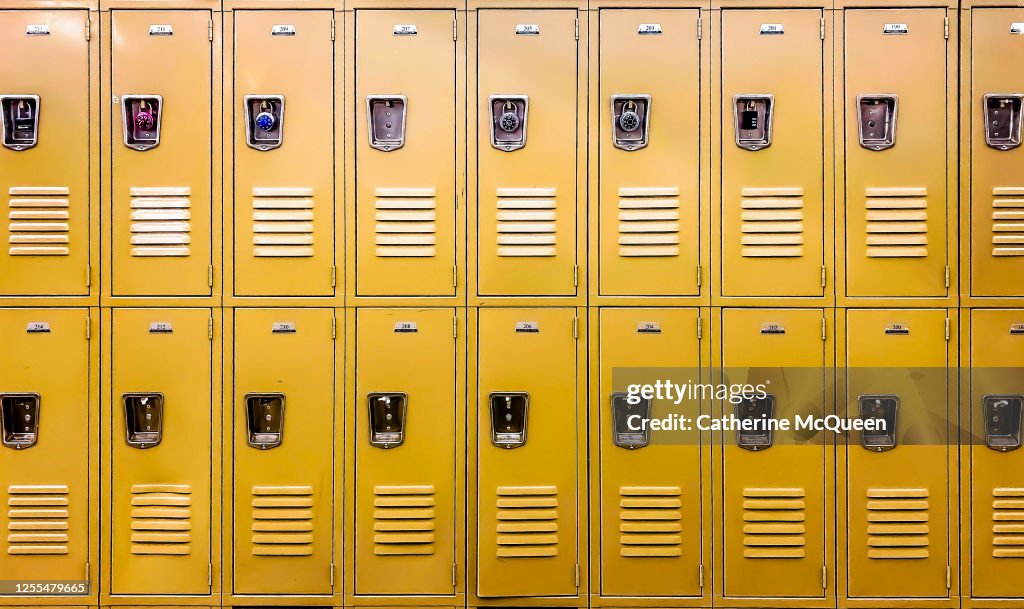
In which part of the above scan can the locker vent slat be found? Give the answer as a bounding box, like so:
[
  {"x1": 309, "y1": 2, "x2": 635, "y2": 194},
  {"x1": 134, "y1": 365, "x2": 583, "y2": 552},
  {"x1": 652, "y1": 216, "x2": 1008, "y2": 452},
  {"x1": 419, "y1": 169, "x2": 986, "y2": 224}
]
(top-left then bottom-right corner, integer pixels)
[
  {"x1": 251, "y1": 486, "x2": 314, "y2": 556},
  {"x1": 992, "y1": 487, "x2": 1024, "y2": 558},
  {"x1": 496, "y1": 188, "x2": 557, "y2": 257},
  {"x1": 992, "y1": 189, "x2": 1024, "y2": 257},
  {"x1": 618, "y1": 486, "x2": 682, "y2": 557},
  {"x1": 373, "y1": 485, "x2": 436, "y2": 555},
  {"x1": 8, "y1": 187, "x2": 71, "y2": 256},
  {"x1": 864, "y1": 187, "x2": 928, "y2": 258},
  {"x1": 129, "y1": 484, "x2": 191, "y2": 555},
  {"x1": 252, "y1": 187, "x2": 315, "y2": 257},
  {"x1": 7, "y1": 485, "x2": 69, "y2": 555},
  {"x1": 866, "y1": 488, "x2": 930, "y2": 559},
  {"x1": 742, "y1": 487, "x2": 806, "y2": 558},
  {"x1": 617, "y1": 187, "x2": 680, "y2": 257},
  {"x1": 374, "y1": 187, "x2": 436, "y2": 258},
  {"x1": 740, "y1": 187, "x2": 805, "y2": 257},
  {"x1": 129, "y1": 186, "x2": 192, "y2": 257},
  {"x1": 496, "y1": 486, "x2": 559, "y2": 558}
]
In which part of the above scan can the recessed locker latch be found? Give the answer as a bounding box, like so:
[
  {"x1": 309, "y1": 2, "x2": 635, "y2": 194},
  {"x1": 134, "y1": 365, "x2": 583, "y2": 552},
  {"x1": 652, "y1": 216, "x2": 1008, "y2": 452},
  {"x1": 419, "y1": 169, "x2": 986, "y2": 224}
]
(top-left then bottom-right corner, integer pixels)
[
  {"x1": 489, "y1": 95, "x2": 529, "y2": 152},
  {"x1": 733, "y1": 94, "x2": 774, "y2": 151},
  {"x1": 366, "y1": 95, "x2": 408, "y2": 152},
  {"x1": 857, "y1": 94, "x2": 898, "y2": 151},
  {"x1": 245, "y1": 392, "x2": 285, "y2": 449},
  {"x1": 489, "y1": 392, "x2": 528, "y2": 448},
  {"x1": 610, "y1": 94, "x2": 651, "y2": 151},
  {"x1": 611, "y1": 392, "x2": 651, "y2": 449},
  {"x1": 1, "y1": 393, "x2": 41, "y2": 449},
  {"x1": 983, "y1": 394, "x2": 1024, "y2": 451},
  {"x1": 244, "y1": 95, "x2": 285, "y2": 151},
  {"x1": 121, "y1": 95, "x2": 163, "y2": 151},
  {"x1": 367, "y1": 392, "x2": 408, "y2": 448},
  {"x1": 0, "y1": 95, "x2": 41, "y2": 151},
  {"x1": 983, "y1": 94, "x2": 1023, "y2": 151},
  {"x1": 858, "y1": 394, "x2": 898, "y2": 451},
  {"x1": 122, "y1": 393, "x2": 164, "y2": 449},
  {"x1": 735, "y1": 393, "x2": 775, "y2": 450}
]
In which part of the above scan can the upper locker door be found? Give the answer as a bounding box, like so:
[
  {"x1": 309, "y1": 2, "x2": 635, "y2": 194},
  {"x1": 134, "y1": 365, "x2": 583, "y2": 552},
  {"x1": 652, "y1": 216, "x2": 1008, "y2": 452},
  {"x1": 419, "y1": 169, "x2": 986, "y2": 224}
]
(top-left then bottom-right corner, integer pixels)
[
  {"x1": 477, "y1": 308, "x2": 580, "y2": 596},
  {"x1": 0, "y1": 309, "x2": 90, "y2": 582},
  {"x1": 598, "y1": 10, "x2": 701, "y2": 296},
  {"x1": 233, "y1": 308, "x2": 334, "y2": 595},
  {"x1": 110, "y1": 10, "x2": 213, "y2": 297},
  {"x1": 355, "y1": 308, "x2": 458, "y2": 595},
  {"x1": 969, "y1": 309, "x2": 1024, "y2": 597},
  {"x1": 356, "y1": 10, "x2": 457, "y2": 297},
  {"x1": 232, "y1": 11, "x2": 334, "y2": 297},
  {"x1": 111, "y1": 308, "x2": 213, "y2": 595},
  {"x1": 721, "y1": 309, "x2": 828, "y2": 598},
  {"x1": 844, "y1": 10, "x2": 948, "y2": 297},
  {"x1": 0, "y1": 11, "x2": 90, "y2": 296},
  {"x1": 721, "y1": 10, "x2": 825, "y2": 297},
  {"x1": 599, "y1": 308, "x2": 702, "y2": 597},
  {"x1": 846, "y1": 309, "x2": 949, "y2": 598},
  {"x1": 476, "y1": 10, "x2": 579, "y2": 296},
  {"x1": 969, "y1": 9, "x2": 1024, "y2": 297}
]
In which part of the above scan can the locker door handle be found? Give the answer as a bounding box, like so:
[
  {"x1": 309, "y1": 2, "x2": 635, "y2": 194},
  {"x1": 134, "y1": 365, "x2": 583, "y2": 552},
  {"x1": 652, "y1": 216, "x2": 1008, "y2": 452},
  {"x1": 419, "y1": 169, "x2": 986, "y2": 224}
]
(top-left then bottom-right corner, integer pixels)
[
  {"x1": 610, "y1": 94, "x2": 651, "y2": 151},
  {"x1": 610, "y1": 392, "x2": 650, "y2": 449},
  {"x1": 122, "y1": 392, "x2": 164, "y2": 449},
  {"x1": 121, "y1": 95, "x2": 163, "y2": 151},
  {"x1": 983, "y1": 94, "x2": 1023, "y2": 151},
  {"x1": 858, "y1": 394, "x2": 898, "y2": 451},
  {"x1": 367, "y1": 392, "x2": 408, "y2": 448},
  {"x1": 366, "y1": 95, "x2": 407, "y2": 151},
  {"x1": 489, "y1": 392, "x2": 529, "y2": 448},
  {"x1": 733, "y1": 94, "x2": 774, "y2": 151},
  {"x1": 735, "y1": 393, "x2": 775, "y2": 450},
  {"x1": 0, "y1": 95, "x2": 41, "y2": 151},
  {"x1": 245, "y1": 393, "x2": 285, "y2": 449},
  {"x1": 857, "y1": 94, "x2": 898, "y2": 151},
  {"x1": 983, "y1": 394, "x2": 1023, "y2": 451},
  {"x1": 488, "y1": 95, "x2": 528, "y2": 152},
  {"x1": 1, "y1": 393, "x2": 41, "y2": 449},
  {"x1": 244, "y1": 95, "x2": 285, "y2": 151}
]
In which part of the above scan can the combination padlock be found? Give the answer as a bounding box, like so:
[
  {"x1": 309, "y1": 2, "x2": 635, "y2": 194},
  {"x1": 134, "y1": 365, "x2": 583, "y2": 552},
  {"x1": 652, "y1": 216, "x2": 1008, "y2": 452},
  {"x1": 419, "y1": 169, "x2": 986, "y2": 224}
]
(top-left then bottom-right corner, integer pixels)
[
  {"x1": 618, "y1": 100, "x2": 641, "y2": 133},
  {"x1": 498, "y1": 101, "x2": 520, "y2": 133}
]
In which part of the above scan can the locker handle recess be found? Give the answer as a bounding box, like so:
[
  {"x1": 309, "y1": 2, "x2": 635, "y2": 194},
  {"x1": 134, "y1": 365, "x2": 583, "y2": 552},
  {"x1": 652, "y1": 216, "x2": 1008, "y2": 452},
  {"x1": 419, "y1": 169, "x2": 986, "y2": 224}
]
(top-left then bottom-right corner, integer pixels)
[
  {"x1": 245, "y1": 393, "x2": 285, "y2": 450},
  {"x1": 122, "y1": 392, "x2": 164, "y2": 449},
  {"x1": 610, "y1": 94, "x2": 650, "y2": 151},
  {"x1": 490, "y1": 392, "x2": 528, "y2": 448},
  {"x1": 1, "y1": 392, "x2": 40, "y2": 450},
  {"x1": 611, "y1": 391, "x2": 650, "y2": 449},
  {"x1": 857, "y1": 94, "x2": 897, "y2": 151},
  {"x1": 858, "y1": 394, "x2": 898, "y2": 452},
  {"x1": 983, "y1": 94, "x2": 1023, "y2": 151},
  {"x1": 366, "y1": 95, "x2": 407, "y2": 152},
  {"x1": 368, "y1": 392, "x2": 408, "y2": 448},
  {"x1": 733, "y1": 94, "x2": 773, "y2": 151},
  {"x1": 983, "y1": 394, "x2": 1023, "y2": 451},
  {"x1": 489, "y1": 95, "x2": 528, "y2": 152},
  {"x1": 0, "y1": 95, "x2": 40, "y2": 151},
  {"x1": 121, "y1": 95, "x2": 163, "y2": 151},
  {"x1": 244, "y1": 94, "x2": 285, "y2": 151},
  {"x1": 735, "y1": 393, "x2": 774, "y2": 450}
]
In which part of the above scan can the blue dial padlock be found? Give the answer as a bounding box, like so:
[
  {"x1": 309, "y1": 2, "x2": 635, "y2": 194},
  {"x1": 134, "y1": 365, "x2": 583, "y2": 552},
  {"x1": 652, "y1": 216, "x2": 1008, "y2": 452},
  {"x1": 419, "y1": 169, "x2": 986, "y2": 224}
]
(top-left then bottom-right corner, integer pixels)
[{"x1": 255, "y1": 111, "x2": 276, "y2": 132}]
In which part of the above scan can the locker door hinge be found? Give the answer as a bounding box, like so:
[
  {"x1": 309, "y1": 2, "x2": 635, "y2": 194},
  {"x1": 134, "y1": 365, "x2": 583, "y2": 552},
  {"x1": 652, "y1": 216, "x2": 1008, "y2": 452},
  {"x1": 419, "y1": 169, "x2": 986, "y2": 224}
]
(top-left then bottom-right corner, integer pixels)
[
  {"x1": 208, "y1": 265, "x2": 214, "y2": 287},
  {"x1": 821, "y1": 265, "x2": 827, "y2": 288},
  {"x1": 452, "y1": 563, "x2": 458, "y2": 587},
  {"x1": 945, "y1": 318, "x2": 950, "y2": 341},
  {"x1": 573, "y1": 264, "x2": 579, "y2": 287},
  {"x1": 698, "y1": 564, "x2": 704, "y2": 588},
  {"x1": 574, "y1": 563, "x2": 580, "y2": 587},
  {"x1": 85, "y1": 18, "x2": 91, "y2": 40},
  {"x1": 944, "y1": 17, "x2": 949, "y2": 39},
  {"x1": 453, "y1": 314, "x2": 458, "y2": 339},
  {"x1": 697, "y1": 16, "x2": 703, "y2": 40},
  {"x1": 332, "y1": 317, "x2": 337, "y2": 340},
  {"x1": 208, "y1": 20, "x2": 214, "y2": 41},
  {"x1": 821, "y1": 318, "x2": 827, "y2": 341},
  {"x1": 330, "y1": 563, "x2": 335, "y2": 587},
  {"x1": 86, "y1": 317, "x2": 91, "y2": 340},
  {"x1": 208, "y1": 318, "x2": 214, "y2": 340},
  {"x1": 208, "y1": 563, "x2": 213, "y2": 587},
  {"x1": 331, "y1": 18, "x2": 336, "y2": 41},
  {"x1": 946, "y1": 564, "x2": 951, "y2": 588},
  {"x1": 453, "y1": 264, "x2": 458, "y2": 288},
  {"x1": 820, "y1": 17, "x2": 825, "y2": 39},
  {"x1": 573, "y1": 317, "x2": 579, "y2": 340},
  {"x1": 574, "y1": 18, "x2": 579, "y2": 40},
  {"x1": 697, "y1": 316, "x2": 703, "y2": 340},
  {"x1": 696, "y1": 264, "x2": 703, "y2": 287},
  {"x1": 822, "y1": 564, "x2": 828, "y2": 589},
  {"x1": 85, "y1": 264, "x2": 91, "y2": 287},
  {"x1": 331, "y1": 265, "x2": 337, "y2": 288},
  {"x1": 453, "y1": 18, "x2": 457, "y2": 41},
  {"x1": 85, "y1": 562, "x2": 90, "y2": 580},
  {"x1": 944, "y1": 265, "x2": 950, "y2": 288}
]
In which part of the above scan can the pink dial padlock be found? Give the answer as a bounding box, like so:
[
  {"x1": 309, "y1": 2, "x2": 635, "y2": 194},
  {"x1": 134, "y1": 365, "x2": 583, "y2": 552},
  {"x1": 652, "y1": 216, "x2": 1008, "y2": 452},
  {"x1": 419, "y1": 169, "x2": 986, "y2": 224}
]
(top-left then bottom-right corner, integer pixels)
[{"x1": 135, "y1": 109, "x2": 155, "y2": 131}]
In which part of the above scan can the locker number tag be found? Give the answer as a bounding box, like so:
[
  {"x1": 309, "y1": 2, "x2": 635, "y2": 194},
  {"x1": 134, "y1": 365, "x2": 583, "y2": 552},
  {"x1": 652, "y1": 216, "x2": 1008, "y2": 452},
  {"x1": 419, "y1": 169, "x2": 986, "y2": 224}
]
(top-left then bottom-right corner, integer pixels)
[
  {"x1": 394, "y1": 322, "x2": 418, "y2": 333},
  {"x1": 26, "y1": 322, "x2": 50, "y2": 333},
  {"x1": 148, "y1": 24, "x2": 174, "y2": 36},
  {"x1": 760, "y1": 323, "x2": 785, "y2": 335},
  {"x1": 516, "y1": 24, "x2": 540, "y2": 35},
  {"x1": 515, "y1": 321, "x2": 539, "y2": 333},
  {"x1": 272, "y1": 322, "x2": 296, "y2": 334},
  {"x1": 637, "y1": 23, "x2": 663, "y2": 35},
  {"x1": 637, "y1": 322, "x2": 662, "y2": 334},
  {"x1": 271, "y1": 25, "x2": 296, "y2": 36},
  {"x1": 883, "y1": 23, "x2": 909, "y2": 35},
  {"x1": 760, "y1": 24, "x2": 784, "y2": 35},
  {"x1": 1012, "y1": 23, "x2": 1024, "y2": 34},
  {"x1": 149, "y1": 322, "x2": 173, "y2": 333},
  {"x1": 1011, "y1": 323, "x2": 1024, "y2": 335},
  {"x1": 25, "y1": 25, "x2": 50, "y2": 36},
  {"x1": 393, "y1": 24, "x2": 417, "y2": 35},
  {"x1": 884, "y1": 323, "x2": 910, "y2": 335}
]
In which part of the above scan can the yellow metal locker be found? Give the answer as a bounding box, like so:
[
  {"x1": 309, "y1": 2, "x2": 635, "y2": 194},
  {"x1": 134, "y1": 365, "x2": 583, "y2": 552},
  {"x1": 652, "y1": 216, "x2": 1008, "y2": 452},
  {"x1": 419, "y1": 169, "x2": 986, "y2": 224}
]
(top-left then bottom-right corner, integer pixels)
[
  {"x1": 230, "y1": 9, "x2": 335, "y2": 297},
  {"x1": 720, "y1": 308, "x2": 830, "y2": 599},
  {"x1": 968, "y1": 8, "x2": 1024, "y2": 298},
  {"x1": 476, "y1": 307, "x2": 582, "y2": 597},
  {"x1": 597, "y1": 308, "x2": 704, "y2": 598},
  {"x1": 843, "y1": 9, "x2": 950, "y2": 298},
  {"x1": 0, "y1": 309, "x2": 91, "y2": 586},
  {"x1": 598, "y1": 9, "x2": 701, "y2": 297},
  {"x1": 968, "y1": 309, "x2": 1024, "y2": 598},
  {"x1": 231, "y1": 308, "x2": 334, "y2": 595},
  {"x1": 353, "y1": 308, "x2": 460, "y2": 596},
  {"x1": 844, "y1": 308, "x2": 951, "y2": 598},
  {"x1": 109, "y1": 8, "x2": 213, "y2": 297},
  {"x1": 476, "y1": 9, "x2": 581, "y2": 297},
  {"x1": 0, "y1": 9, "x2": 92, "y2": 296},
  {"x1": 110, "y1": 308, "x2": 213, "y2": 595},
  {"x1": 354, "y1": 9, "x2": 459, "y2": 297},
  {"x1": 720, "y1": 9, "x2": 825, "y2": 298}
]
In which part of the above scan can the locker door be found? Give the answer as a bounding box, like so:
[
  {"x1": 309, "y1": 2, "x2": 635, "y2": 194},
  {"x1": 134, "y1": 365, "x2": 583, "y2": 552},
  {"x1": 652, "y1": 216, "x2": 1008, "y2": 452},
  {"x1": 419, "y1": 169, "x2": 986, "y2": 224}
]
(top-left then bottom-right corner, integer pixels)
[
  {"x1": 846, "y1": 308, "x2": 949, "y2": 598},
  {"x1": 232, "y1": 10, "x2": 334, "y2": 297},
  {"x1": 477, "y1": 10, "x2": 579, "y2": 296},
  {"x1": 355, "y1": 308, "x2": 458, "y2": 595},
  {"x1": 844, "y1": 9, "x2": 948, "y2": 297},
  {"x1": 110, "y1": 10, "x2": 213, "y2": 296},
  {"x1": 477, "y1": 308, "x2": 580, "y2": 596},
  {"x1": 356, "y1": 10, "x2": 457, "y2": 297},
  {"x1": 111, "y1": 308, "x2": 212, "y2": 595},
  {"x1": 970, "y1": 309, "x2": 1024, "y2": 597},
  {"x1": 720, "y1": 9, "x2": 825, "y2": 297},
  {"x1": 0, "y1": 10, "x2": 91, "y2": 296},
  {"x1": 598, "y1": 308, "x2": 702, "y2": 597},
  {"x1": 598, "y1": 10, "x2": 701, "y2": 296},
  {"x1": 721, "y1": 308, "x2": 827, "y2": 598},
  {"x1": 969, "y1": 9, "x2": 1024, "y2": 297},
  {"x1": 233, "y1": 308, "x2": 334, "y2": 594},
  {"x1": 0, "y1": 309, "x2": 90, "y2": 582}
]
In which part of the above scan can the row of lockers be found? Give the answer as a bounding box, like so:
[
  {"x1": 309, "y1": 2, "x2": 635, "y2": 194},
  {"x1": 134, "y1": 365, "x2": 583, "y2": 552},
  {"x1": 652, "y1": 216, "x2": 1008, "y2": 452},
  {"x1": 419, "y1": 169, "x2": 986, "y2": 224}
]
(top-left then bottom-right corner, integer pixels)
[
  {"x1": 2, "y1": 1, "x2": 1022, "y2": 304},
  {"x1": 2, "y1": 305, "x2": 1022, "y2": 604}
]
